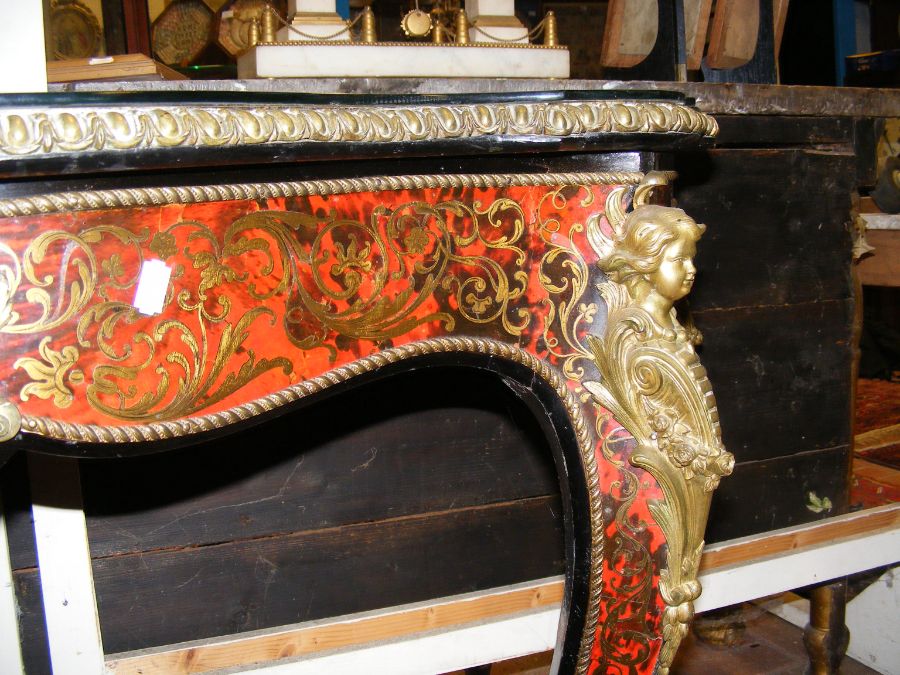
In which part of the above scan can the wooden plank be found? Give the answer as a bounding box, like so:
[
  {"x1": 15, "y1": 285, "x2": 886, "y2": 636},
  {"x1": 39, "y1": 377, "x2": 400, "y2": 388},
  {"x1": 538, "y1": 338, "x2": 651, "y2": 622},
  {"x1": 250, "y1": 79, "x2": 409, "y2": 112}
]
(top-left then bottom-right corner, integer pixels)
[
  {"x1": 857, "y1": 229, "x2": 900, "y2": 287},
  {"x1": 132, "y1": 606, "x2": 562, "y2": 675},
  {"x1": 104, "y1": 505, "x2": 900, "y2": 675},
  {"x1": 706, "y1": 0, "x2": 760, "y2": 69},
  {"x1": 89, "y1": 496, "x2": 564, "y2": 654},
  {"x1": 856, "y1": 422, "x2": 900, "y2": 452},
  {"x1": 105, "y1": 577, "x2": 564, "y2": 675},
  {"x1": 81, "y1": 368, "x2": 558, "y2": 558},
  {"x1": 600, "y1": 0, "x2": 659, "y2": 68},
  {"x1": 46, "y1": 54, "x2": 186, "y2": 83},
  {"x1": 0, "y1": 492, "x2": 25, "y2": 675},
  {"x1": 704, "y1": 445, "x2": 851, "y2": 544},
  {"x1": 700, "y1": 502, "x2": 900, "y2": 572},
  {"x1": 697, "y1": 526, "x2": 900, "y2": 612},
  {"x1": 28, "y1": 455, "x2": 105, "y2": 675},
  {"x1": 684, "y1": 0, "x2": 714, "y2": 70}
]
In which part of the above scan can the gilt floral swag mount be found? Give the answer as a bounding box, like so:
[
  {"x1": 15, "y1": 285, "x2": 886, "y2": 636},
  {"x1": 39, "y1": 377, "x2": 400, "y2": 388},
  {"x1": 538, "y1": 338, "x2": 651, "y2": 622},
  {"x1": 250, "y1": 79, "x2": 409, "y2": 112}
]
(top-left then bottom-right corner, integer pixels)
[{"x1": 0, "y1": 99, "x2": 731, "y2": 675}]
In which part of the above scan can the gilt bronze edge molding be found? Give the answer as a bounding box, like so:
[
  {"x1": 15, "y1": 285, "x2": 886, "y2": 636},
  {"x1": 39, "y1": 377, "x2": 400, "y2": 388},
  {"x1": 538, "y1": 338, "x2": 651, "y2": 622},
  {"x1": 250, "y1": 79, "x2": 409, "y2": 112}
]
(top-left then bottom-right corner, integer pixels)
[
  {"x1": 0, "y1": 171, "x2": 645, "y2": 217},
  {"x1": 0, "y1": 100, "x2": 718, "y2": 158},
  {"x1": 3, "y1": 336, "x2": 605, "y2": 674}
]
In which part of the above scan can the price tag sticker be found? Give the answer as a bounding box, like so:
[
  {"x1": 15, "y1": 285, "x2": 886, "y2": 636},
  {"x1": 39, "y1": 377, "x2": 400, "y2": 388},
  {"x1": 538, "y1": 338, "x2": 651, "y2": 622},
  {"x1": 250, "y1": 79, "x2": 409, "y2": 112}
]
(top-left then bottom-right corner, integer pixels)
[{"x1": 132, "y1": 259, "x2": 172, "y2": 316}]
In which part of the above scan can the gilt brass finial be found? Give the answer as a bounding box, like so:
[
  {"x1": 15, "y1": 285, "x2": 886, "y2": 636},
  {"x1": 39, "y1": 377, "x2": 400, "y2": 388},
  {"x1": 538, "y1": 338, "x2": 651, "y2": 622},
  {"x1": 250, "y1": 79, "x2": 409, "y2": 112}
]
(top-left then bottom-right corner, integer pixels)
[
  {"x1": 261, "y1": 4, "x2": 278, "y2": 43},
  {"x1": 543, "y1": 10, "x2": 558, "y2": 46},
  {"x1": 454, "y1": 9, "x2": 469, "y2": 44},
  {"x1": 432, "y1": 20, "x2": 447, "y2": 44},
  {"x1": 360, "y1": 6, "x2": 377, "y2": 43},
  {"x1": 0, "y1": 399, "x2": 21, "y2": 443},
  {"x1": 248, "y1": 18, "x2": 260, "y2": 47}
]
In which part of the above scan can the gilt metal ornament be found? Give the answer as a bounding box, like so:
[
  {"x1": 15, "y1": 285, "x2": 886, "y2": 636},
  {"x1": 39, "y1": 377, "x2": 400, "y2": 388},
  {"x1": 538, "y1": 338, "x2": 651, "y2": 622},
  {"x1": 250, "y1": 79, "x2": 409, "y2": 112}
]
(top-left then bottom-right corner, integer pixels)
[{"x1": 584, "y1": 174, "x2": 735, "y2": 673}]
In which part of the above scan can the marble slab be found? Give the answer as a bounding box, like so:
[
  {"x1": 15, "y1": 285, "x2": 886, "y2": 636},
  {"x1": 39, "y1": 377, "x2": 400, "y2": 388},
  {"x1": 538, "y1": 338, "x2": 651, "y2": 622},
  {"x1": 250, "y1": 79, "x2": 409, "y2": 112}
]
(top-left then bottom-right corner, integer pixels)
[
  {"x1": 48, "y1": 79, "x2": 900, "y2": 119},
  {"x1": 238, "y1": 43, "x2": 570, "y2": 79}
]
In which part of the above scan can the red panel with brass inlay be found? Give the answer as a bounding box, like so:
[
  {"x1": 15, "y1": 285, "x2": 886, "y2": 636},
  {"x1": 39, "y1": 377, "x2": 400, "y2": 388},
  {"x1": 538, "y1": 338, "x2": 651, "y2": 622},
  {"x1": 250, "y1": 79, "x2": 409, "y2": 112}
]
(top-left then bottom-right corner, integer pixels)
[{"x1": 0, "y1": 180, "x2": 665, "y2": 673}]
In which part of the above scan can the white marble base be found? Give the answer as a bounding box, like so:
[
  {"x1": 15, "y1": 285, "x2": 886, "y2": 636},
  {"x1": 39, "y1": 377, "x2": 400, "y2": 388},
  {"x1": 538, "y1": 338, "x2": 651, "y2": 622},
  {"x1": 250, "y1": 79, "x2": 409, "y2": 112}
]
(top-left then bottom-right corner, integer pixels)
[
  {"x1": 239, "y1": 43, "x2": 569, "y2": 78},
  {"x1": 289, "y1": 0, "x2": 337, "y2": 13},
  {"x1": 466, "y1": 0, "x2": 516, "y2": 19}
]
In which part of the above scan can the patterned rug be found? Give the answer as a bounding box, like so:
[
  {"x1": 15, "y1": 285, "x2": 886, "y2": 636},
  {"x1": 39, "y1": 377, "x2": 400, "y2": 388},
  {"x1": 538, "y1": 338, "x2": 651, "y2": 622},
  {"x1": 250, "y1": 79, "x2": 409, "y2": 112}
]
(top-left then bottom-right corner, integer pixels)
[
  {"x1": 855, "y1": 378, "x2": 900, "y2": 434},
  {"x1": 851, "y1": 378, "x2": 900, "y2": 507}
]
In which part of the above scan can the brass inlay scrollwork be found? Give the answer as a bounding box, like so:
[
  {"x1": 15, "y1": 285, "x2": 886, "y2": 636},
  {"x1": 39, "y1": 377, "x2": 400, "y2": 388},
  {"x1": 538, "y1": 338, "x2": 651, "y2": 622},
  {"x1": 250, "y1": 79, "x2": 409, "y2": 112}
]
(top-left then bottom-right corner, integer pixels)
[
  {"x1": 584, "y1": 173, "x2": 735, "y2": 673},
  {"x1": 0, "y1": 100, "x2": 717, "y2": 158},
  {"x1": 0, "y1": 194, "x2": 536, "y2": 422}
]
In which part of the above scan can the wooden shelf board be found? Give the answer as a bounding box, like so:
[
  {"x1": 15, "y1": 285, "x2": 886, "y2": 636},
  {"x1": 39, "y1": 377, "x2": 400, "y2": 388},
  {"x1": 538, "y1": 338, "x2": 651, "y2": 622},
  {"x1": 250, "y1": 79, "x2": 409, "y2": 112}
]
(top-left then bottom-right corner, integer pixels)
[{"x1": 47, "y1": 54, "x2": 186, "y2": 83}]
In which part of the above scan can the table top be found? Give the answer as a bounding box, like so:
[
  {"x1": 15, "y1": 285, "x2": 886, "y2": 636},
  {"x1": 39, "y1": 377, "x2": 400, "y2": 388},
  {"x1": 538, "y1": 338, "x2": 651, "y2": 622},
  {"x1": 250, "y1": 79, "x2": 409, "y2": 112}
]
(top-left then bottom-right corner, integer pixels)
[{"x1": 46, "y1": 79, "x2": 900, "y2": 118}]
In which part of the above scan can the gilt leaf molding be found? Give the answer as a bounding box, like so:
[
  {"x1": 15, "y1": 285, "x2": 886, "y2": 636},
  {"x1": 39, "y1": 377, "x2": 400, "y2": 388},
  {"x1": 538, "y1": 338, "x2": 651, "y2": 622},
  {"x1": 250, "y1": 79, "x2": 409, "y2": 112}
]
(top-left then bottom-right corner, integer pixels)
[{"x1": 0, "y1": 99, "x2": 717, "y2": 157}]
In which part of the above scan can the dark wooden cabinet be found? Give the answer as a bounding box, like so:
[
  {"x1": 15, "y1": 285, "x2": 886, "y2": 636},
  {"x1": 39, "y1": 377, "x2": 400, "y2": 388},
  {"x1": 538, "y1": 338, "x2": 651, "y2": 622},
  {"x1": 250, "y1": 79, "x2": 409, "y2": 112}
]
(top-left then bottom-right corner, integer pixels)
[{"x1": 0, "y1": 81, "x2": 892, "y2": 674}]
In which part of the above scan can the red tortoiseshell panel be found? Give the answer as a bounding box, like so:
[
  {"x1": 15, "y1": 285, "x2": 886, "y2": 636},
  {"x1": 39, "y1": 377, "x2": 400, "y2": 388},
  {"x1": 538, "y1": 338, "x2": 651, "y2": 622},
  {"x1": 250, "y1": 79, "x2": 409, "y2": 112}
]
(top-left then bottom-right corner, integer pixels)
[{"x1": 0, "y1": 182, "x2": 665, "y2": 673}]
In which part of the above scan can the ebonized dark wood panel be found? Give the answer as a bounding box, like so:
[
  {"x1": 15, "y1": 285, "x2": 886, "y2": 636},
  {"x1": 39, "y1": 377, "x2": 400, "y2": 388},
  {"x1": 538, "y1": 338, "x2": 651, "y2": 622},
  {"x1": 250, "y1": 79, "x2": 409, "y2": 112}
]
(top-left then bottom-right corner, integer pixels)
[
  {"x1": 675, "y1": 148, "x2": 855, "y2": 310},
  {"x1": 14, "y1": 496, "x2": 564, "y2": 655},
  {"x1": 693, "y1": 299, "x2": 854, "y2": 463},
  {"x1": 712, "y1": 115, "x2": 855, "y2": 147},
  {"x1": 704, "y1": 445, "x2": 851, "y2": 543},
  {"x1": 9, "y1": 550, "x2": 49, "y2": 675},
  {"x1": 79, "y1": 369, "x2": 559, "y2": 559}
]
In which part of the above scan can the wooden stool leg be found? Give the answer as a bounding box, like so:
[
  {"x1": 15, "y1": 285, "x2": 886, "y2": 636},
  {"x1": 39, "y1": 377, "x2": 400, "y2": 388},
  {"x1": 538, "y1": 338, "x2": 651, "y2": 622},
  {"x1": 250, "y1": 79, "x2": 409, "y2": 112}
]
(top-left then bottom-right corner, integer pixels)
[{"x1": 803, "y1": 579, "x2": 850, "y2": 675}]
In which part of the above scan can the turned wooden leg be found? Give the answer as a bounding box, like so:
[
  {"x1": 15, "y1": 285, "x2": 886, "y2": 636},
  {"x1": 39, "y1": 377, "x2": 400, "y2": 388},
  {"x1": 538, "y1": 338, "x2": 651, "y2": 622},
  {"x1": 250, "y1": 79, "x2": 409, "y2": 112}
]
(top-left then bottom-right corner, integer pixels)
[{"x1": 803, "y1": 579, "x2": 850, "y2": 675}]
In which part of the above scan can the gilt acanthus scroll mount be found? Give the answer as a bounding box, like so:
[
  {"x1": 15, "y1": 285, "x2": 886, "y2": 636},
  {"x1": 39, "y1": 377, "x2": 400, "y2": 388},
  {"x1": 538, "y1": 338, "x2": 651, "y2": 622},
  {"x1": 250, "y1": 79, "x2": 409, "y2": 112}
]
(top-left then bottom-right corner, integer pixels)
[{"x1": 584, "y1": 171, "x2": 735, "y2": 674}]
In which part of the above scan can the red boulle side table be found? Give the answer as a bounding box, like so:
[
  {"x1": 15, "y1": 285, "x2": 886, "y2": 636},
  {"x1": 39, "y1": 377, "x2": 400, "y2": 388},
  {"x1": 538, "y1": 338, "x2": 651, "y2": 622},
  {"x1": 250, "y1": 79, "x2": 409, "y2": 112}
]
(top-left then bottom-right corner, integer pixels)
[{"x1": 0, "y1": 91, "x2": 730, "y2": 674}]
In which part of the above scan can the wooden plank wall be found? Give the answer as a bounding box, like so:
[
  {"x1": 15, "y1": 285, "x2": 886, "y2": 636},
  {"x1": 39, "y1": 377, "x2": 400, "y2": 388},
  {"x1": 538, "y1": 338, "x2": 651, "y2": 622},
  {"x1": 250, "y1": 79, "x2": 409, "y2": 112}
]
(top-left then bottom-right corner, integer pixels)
[
  {"x1": 674, "y1": 115, "x2": 858, "y2": 542},
  {"x1": 2, "y1": 369, "x2": 565, "y2": 671}
]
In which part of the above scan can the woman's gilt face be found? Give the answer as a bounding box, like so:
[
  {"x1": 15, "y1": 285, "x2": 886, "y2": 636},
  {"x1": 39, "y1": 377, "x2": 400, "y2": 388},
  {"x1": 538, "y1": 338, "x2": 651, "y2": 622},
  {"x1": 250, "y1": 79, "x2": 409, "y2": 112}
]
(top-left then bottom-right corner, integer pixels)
[{"x1": 648, "y1": 234, "x2": 697, "y2": 303}]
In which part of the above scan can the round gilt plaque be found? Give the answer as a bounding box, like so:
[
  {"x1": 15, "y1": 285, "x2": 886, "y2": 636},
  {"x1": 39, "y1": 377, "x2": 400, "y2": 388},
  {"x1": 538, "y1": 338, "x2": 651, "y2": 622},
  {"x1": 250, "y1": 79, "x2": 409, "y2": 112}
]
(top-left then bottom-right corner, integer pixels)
[
  {"x1": 48, "y1": 0, "x2": 102, "y2": 60},
  {"x1": 401, "y1": 9, "x2": 433, "y2": 37}
]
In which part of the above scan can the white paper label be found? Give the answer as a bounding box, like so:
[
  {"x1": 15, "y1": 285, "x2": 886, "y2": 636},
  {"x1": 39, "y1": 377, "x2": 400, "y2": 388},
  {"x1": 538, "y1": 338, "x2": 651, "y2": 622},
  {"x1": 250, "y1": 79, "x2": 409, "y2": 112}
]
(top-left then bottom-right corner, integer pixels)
[{"x1": 132, "y1": 259, "x2": 172, "y2": 316}]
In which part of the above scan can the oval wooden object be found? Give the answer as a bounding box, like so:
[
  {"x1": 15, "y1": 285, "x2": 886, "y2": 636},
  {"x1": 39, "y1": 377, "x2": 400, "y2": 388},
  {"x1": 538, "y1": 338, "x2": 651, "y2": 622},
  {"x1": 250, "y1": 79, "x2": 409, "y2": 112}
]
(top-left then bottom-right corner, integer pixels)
[{"x1": 600, "y1": 0, "x2": 659, "y2": 68}]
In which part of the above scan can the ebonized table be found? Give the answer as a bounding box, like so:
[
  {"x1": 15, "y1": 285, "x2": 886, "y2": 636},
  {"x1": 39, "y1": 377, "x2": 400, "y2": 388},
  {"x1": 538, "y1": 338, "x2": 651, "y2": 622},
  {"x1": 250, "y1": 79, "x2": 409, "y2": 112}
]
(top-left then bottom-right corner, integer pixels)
[{"x1": 0, "y1": 90, "x2": 734, "y2": 675}]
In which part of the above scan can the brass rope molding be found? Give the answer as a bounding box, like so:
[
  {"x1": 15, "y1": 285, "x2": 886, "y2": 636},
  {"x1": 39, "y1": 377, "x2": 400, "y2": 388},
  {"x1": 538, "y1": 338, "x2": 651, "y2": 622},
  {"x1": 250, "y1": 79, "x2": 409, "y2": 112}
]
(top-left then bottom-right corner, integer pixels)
[
  {"x1": 0, "y1": 100, "x2": 718, "y2": 157},
  {"x1": 0, "y1": 171, "x2": 645, "y2": 217}
]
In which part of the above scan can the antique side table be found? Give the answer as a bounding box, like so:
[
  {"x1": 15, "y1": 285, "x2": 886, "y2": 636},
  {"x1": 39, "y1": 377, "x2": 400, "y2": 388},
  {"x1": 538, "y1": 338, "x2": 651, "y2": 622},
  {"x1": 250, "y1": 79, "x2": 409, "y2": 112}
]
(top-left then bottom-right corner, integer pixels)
[{"x1": 0, "y1": 91, "x2": 730, "y2": 674}]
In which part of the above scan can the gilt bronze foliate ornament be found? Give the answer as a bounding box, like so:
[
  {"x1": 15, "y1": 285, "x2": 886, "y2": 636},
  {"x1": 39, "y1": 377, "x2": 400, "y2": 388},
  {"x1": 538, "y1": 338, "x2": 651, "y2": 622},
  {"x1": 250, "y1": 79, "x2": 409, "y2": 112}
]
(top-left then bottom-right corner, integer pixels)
[{"x1": 585, "y1": 175, "x2": 735, "y2": 673}]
